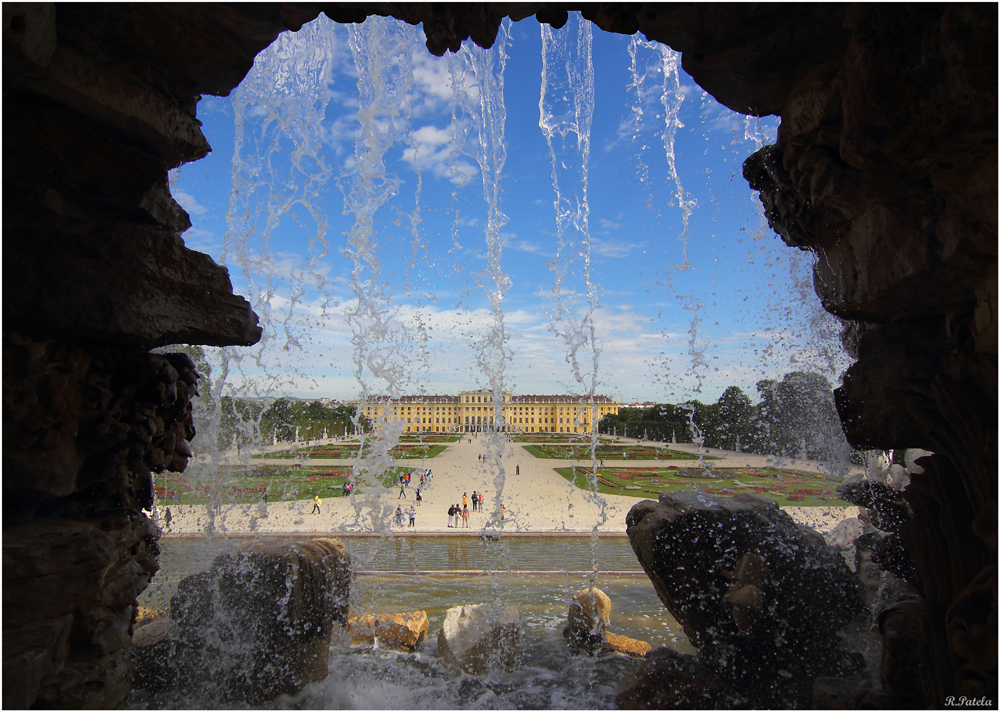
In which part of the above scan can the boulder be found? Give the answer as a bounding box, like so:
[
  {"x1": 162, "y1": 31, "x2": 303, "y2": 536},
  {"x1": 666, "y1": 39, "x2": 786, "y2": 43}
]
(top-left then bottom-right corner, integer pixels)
[
  {"x1": 134, "y1": 606, "x2": 164, "y2": 630},
  {"x1": 626, "y1": 492, "x2": 867, "y2": 708},
  {"x1": 132, "y1": 537, "x2": 351, "y2": 703},
  {"x1": 131, "y1": 617, "x2": 184, "y2": 693},
  {"x1": 436, "y1": 604, "x2": 521, "y2": 674},
  {"x1": 562, "y1": 587, "x2": 611, "y2": 652},
  {"x1": 616, "y1": 646, "x2": 723, "y2": 709},
  {"x1": 812, "y1": 675, "x2": 913, "y2": 710},
  {"x1": 602, "y1": 632, "x2": 651, "y2": 658},
  {"x1": 837, "y1": 478, "x2": 911, "y2": 533},
  {"x1": 349, "y1": 611, "x2": 428, "y2": 650}
]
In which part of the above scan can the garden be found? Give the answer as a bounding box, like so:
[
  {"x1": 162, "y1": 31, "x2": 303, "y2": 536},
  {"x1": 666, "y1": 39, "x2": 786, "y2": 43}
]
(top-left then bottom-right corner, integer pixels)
[
  {"x1": 252, "y1": 440, "x2": 449, "y2": 460},
  {"x1": 554, "y1": 466, "x2": 849, "y2": 507},
  {"x1": 153, "y1": 464, "x2": 422, "y2": 505},
  {"x1": 523, "y1": 441, "x2": 716, "y2": 461}
]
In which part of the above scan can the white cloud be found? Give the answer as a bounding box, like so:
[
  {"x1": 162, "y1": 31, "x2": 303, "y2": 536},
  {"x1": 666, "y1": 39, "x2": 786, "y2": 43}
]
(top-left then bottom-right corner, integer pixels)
[
  {"x1": 171, "y1": 189, "x2": 208, "y2": 215},
  {"x1": 401, "y1": 123, "x2": 479, "y2": 185},
  {"x1": 591, "y1": 237, "x2": 641, "y2": 259}
]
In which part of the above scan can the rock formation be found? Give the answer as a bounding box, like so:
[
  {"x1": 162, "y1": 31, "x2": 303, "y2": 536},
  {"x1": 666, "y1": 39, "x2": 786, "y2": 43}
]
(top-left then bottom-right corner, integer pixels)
[
  {"x1": 3, "y1": 335, "x2": 199, "y2": 708},
  {"x1": 3, "y1": 2, "x2": 995, "y2": 708},
  {"x1": 349, "y1": 611, "x2": 429, "y2": 650},
  {"x1": 602, "y1": 632, "x2": 651, "y2": 659},
  {"x1": 625, "y1": 492, "x2": 867, "y2": 707},
  {"x1": 563, "y1": 587, "x2": 612, "y2": 652},
  {"x1": 437, "y1": 603, "x2": 521, "y2": 674},
  {"x1": 616, "y1": 646, "x2": 723, "y2": 710},
  {"x1": 132, "y1": 538, "x2": 351, "y2": 702},
  {"x1": 563, "y1": 586, "x2": 650, "y2": 658}
]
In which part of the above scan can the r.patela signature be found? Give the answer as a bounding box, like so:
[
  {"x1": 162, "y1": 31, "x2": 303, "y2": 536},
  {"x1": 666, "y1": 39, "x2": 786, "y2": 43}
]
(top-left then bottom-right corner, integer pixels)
[{"x1": 945, "y1": 696, "x2": 993, "y2": 707}]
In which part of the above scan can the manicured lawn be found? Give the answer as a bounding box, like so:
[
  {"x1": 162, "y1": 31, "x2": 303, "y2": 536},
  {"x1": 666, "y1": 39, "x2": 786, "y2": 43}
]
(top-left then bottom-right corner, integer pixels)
[
  {"x1": 512, "y1": 433, "x2": 591, "y2": 443},
  {"x1": 253, "y1": 442, "x2": 448, "y2": 460},
  {"x1": 154, "y1": 464, "x2": 425, "y2": 506},
  {"x1": 524, "y1": 443, "x2": 717, "y2": 461},
  {"x1": 400, "y1": 434, "x2": 461, "y2": 443},
  {"x1": 554, "y1": 466, "x2": 849, "y2": 506}
]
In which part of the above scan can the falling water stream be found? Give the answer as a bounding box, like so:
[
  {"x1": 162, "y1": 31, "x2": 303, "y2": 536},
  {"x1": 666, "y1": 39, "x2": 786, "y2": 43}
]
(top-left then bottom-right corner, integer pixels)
[{"x1": 143, "y1": 11, "x2": 866, "y2": 709}]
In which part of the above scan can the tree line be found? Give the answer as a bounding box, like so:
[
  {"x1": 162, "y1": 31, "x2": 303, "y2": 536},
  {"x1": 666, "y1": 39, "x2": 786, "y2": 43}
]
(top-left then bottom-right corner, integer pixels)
[
  {"x1": 598, "y1": 371, "x2": 851, "y2": 461},
  {"x1": 162, "y1": 345, "x2": 370, "y2": 451},
  {"x1": 216, "y1": 396, "x2": 367, "y2": 449}
]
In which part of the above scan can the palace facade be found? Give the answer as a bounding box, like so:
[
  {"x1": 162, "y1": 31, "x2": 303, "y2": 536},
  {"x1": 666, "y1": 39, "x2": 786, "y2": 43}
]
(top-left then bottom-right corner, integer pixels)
[{"x1": 361, "y1": 388, "x2": 619, "y2": 434}]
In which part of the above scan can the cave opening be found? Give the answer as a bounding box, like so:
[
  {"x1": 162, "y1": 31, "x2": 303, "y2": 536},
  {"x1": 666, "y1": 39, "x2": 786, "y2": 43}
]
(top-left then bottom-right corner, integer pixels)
[{"x1": 3, "y1": 4, "x2": 994, "y2": 710}]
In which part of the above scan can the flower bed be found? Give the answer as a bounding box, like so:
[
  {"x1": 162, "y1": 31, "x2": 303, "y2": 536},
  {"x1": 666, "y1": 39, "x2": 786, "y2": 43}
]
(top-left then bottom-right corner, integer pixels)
[{"x1": 553, "y1": 466, "x2": 851, "y2": 507}]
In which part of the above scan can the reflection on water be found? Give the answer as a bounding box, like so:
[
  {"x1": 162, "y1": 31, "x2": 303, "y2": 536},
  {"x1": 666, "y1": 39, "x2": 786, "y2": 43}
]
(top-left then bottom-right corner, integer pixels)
[
  {"x1": 152, "y1": 535, "x2": 646, "y2": 575},
  {"x1": 135, "y1": 536, "x2": 692, "y2": 709}
]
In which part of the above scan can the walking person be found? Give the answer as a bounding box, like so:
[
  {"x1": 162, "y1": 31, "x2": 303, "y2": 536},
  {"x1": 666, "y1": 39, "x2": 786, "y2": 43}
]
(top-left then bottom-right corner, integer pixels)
[
  {"x1": 416, "y1": 488, "x2": 422, "y2": 506},
  {"x1": 311, "y1": 495, "x2": 321, "y2": 515},
  {"x1": 408, "y1": 505, "x2": 416, "y2": 528},
  {"x1": 398, "y1": 481, "x2": 407, "y2": 499}
]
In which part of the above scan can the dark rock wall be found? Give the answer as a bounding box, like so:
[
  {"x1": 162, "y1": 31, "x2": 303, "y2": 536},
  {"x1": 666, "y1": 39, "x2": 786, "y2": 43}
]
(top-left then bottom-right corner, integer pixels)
[
  {"x1": 3, "y1": 2, "x2": 995, "y2": 708},
  {"x1": 3, "y1": 335, "x2": 198, "y2": 707},
  {"x1": 3, "y1": 3, "x2": 267, "y2": 708}
]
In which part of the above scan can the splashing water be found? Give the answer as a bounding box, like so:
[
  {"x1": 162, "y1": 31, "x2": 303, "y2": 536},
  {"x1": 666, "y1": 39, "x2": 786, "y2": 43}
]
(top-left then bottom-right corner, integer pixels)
[
  {"x1": 539, "y1": 15, "x2": 608, "y2": 574},
  {"x1": 626, "y1": 36, "x2": 711, "y2": 400},
  {"x1": 145, "y1": 11, "x2": 871, "y2": 708},
  {"x1": 448, "y1": 21, "x2": 515, "y2": 526},
  {"x1": 342, "y1": 17, "x2": 423, "y2": 535}
]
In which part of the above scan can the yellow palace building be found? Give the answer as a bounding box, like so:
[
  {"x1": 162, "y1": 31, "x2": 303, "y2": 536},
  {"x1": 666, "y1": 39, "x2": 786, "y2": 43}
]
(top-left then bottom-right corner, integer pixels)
[{"x1": 361, "y1": 388, "x2": 619, "y2": 435}]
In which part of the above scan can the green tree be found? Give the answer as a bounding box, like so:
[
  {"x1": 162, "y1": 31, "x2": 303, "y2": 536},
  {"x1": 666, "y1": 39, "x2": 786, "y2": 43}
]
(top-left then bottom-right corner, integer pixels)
[
  {"x1": 751, "y1": 372, "x2": 847, "y2": 459},
  {"x1": 711, "y1": 386, "x2": 755, "y2": 450},
  {"x1": 260, "y1": 398, "x2": 295, "y2": 443}
]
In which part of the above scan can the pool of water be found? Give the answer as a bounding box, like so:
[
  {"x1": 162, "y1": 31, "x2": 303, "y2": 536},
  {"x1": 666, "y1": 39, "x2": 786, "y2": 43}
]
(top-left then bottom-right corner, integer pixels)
[{"x1": 134, "y1": 535, "x2": 691, "y2": 709}]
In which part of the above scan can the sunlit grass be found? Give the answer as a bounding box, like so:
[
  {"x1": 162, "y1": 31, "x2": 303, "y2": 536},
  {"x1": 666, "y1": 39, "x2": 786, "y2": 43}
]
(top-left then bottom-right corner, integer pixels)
[{"x1": 154, "y1": 464, "x2": 426, "y2": 505}]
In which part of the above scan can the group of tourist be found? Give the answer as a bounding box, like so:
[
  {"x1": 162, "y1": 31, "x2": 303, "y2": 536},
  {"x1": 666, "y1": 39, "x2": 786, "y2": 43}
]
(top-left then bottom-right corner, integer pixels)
[
  {"x1": 394, "y1": 504, "x2": 416, "y2": 527},
  {"x1": 447, "y1": 490, "x2": 488, "y2": 527},
  {"x1": 397, "y1": 468, "x2": 432, "y2": 499}
]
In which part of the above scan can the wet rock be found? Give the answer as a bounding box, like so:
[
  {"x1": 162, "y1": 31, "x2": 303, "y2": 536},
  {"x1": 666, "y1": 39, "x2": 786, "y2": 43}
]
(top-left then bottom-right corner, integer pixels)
[
  {"x1": 2, "y1": 514, "x2": 159, "y2": 709},
  {"x1": 133, "y1": 606, "x2": 164, "y2": 630},
  {"x1": 616, "y1": 646, "x2": 723, "y2": 709},
  {"x1": 837, "y1": 478, "x2": 911, "y2": 532},
  {"x1": 436, "y1": 603, "x2": 521, "y2": 674},
  {"x1": 812, "y1": 675, "x2": 913, "y2": 709},
  {"x1": 601, "y1": 632, "x2": 650, "y2": 658},
  {"x1": 626, "y1": 491, "x2": 867, "y2": 707},
  {"x1": 131, "y1": 617, "x2": 183, "y2": 692},
  {"x1": 878, "y1": 600, "x2": 934, "y2": 706},
  {"x1": 349, "y1": 611, "x2": 428, "y2": 650},
  {"x1": 562, "y1": 587, "x2": 611, "y2": 652},
  {"x1": 132, "y1": 538, "x2": 351, "y2": 703},
  {"x1": 947, "y1": 565, "x2": 999, "y2": 701},
  {"x1": 870, "y1": 532, "x2": 921, "y2": 585}
]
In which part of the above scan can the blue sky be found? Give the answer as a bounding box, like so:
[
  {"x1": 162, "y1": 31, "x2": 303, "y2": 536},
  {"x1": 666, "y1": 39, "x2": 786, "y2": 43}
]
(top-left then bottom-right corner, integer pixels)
[{"x1": 170, "y1": 13, "x2": 849, "y2": 404}]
